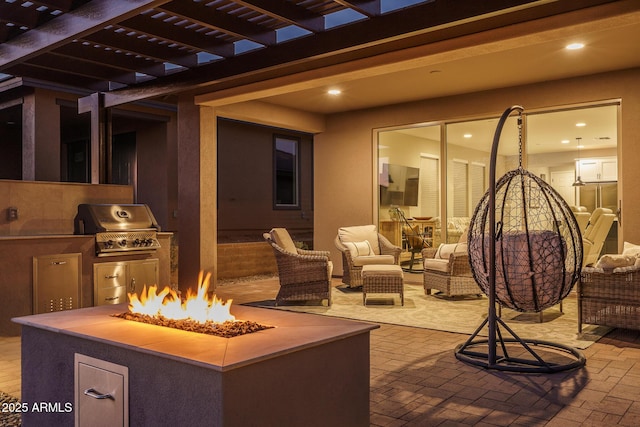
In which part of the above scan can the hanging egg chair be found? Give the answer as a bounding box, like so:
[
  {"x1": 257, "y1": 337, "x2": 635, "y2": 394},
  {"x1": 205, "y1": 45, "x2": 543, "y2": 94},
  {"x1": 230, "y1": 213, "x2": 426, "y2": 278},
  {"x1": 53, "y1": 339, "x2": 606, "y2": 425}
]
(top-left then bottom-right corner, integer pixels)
[
  {"x1": 468, "y1": 168, "x2": 582, "y2": 312},
  {"x1": 455, "y1": 105, "x2": 585, "y2": 373}
]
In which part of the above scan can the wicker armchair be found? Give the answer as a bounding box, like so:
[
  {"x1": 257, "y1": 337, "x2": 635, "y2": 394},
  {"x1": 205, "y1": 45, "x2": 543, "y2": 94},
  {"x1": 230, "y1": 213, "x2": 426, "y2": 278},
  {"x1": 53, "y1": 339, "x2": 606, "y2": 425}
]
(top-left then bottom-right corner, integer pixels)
[
  {"x1": 422, "y1": 243, "x2": 481, "y2": 297},
  {"x1": 579, "y1": 266, "x2": 640, "y2": 332},
  {"x1": 334, "y1": 225, "x2": 401, "y2": 288},
  {"x1": 264, "y1": 228, "x2": 332, "y2": 306}
]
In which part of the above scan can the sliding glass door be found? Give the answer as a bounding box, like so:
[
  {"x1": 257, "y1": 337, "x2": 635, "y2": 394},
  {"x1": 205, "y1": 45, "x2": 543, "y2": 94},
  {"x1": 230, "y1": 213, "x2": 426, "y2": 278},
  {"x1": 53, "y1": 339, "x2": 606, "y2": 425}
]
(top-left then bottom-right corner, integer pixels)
[{"x1": 377, "y1": 102, "x2": 619, "y2": 255}]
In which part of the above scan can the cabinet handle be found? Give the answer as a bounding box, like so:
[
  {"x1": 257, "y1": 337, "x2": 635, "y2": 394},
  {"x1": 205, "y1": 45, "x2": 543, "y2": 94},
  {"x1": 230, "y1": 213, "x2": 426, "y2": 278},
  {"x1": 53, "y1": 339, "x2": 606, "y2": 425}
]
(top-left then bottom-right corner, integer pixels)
[
  {"x1": 104, "y1": 296, "x2": 119, "y2": 302},
  {"x1": 105, "y1": 274, "x2": 119, "y2": 279},
  {"x1": 51, "y1": 261, "x2": 67, "y2": 265},
  {"x1": 130, "y1": 277, "x2": 136, "y2": 292},
  {"x1": 83, "y1": 388, "x2": 114, "y2": 400}
]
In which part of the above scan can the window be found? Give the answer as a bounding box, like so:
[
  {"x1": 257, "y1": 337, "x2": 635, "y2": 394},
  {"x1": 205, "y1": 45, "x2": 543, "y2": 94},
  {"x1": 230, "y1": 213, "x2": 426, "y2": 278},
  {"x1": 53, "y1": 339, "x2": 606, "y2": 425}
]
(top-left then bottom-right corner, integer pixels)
[
  {"x1": 274, "y1": 135, "x2": 299, "y2": 208},
  {"x1": 470, "y1": 162, "x2": 486, "y2": 209},
  {"x1": 452, "y1": 159, "x2": 468, "y2": 217},
  {"x1": 420, "y1": 154, "x2": 440, "y2": 217}
]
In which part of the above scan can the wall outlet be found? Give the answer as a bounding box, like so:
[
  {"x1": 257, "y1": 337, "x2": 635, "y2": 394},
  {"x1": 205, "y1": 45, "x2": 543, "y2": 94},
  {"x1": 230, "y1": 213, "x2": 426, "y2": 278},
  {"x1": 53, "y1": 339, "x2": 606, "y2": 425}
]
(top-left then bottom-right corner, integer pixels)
[{"x1": 7, "y1": 207, "x2": 18, "y2": 221}]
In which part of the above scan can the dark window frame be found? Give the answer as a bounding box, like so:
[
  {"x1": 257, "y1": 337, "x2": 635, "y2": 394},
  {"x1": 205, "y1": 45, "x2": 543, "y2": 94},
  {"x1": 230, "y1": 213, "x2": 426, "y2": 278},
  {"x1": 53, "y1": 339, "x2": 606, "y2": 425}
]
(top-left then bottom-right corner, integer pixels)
[{"x1": 273, "y1": 134, "x2": 300, "y2": 210}]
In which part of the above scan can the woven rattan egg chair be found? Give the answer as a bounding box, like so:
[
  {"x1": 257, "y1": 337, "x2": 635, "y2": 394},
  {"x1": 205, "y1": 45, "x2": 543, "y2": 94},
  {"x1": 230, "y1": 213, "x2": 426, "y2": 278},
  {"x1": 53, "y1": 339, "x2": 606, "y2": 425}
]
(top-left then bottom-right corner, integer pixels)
[{"x1": 455, "y1": 105, "x2": 585, "y2": 373}]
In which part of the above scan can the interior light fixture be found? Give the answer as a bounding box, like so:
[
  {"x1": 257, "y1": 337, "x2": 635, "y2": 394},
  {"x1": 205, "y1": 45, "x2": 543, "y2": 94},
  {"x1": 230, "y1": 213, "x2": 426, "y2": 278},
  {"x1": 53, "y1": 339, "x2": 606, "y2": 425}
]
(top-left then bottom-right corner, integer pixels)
[
  {"x1": 561, "y1": 139, "x2": 570, "y2": 144},
  {"x1": 327, "y1": 89, "x2": 341, "y2": 96},
  {"x1": 463, "y1": 133, "x2": 472, "y2": 138},
  {"x1": 566, "y1": 42, "x2": 585, "y2": 50},
  {"x1": 572, "y1": 137, "x2": 586, "y2": 187},
  {"x1": 576, "y1": 122, "x2": 586, "y2": 127}
]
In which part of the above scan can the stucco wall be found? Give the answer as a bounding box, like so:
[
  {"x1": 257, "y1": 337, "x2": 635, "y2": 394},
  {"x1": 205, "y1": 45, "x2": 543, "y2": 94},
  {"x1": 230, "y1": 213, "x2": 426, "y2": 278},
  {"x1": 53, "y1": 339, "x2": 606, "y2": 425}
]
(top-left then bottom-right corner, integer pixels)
[
  {"x1": 315, "y1": 68, "x2": 640, "y2": 276},
  {"x1": 0, "y1": 180, "x2": 133, "y2": 236}
]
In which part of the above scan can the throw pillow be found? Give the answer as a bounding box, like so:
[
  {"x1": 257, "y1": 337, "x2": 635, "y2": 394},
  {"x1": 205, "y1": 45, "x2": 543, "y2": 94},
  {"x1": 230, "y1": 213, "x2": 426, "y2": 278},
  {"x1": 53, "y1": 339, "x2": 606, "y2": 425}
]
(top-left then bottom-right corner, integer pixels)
[
  {"x1": 595, "y1": 254, "x2": 636, "y2": 269},
  {"x1": 435, "y1": 243, "x2": 459, "y2": 259},
  {"x1": 344, "y1": 240, "x2": 374, "y2": 259},
  {"x1": 622, "y1": 241, "x2": 640, "y2": 257}
]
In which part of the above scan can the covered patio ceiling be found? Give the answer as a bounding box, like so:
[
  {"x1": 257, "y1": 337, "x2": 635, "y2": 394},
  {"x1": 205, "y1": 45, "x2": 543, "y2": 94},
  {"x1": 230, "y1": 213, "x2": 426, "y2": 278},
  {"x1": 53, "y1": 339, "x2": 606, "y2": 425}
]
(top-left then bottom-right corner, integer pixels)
[{"x1": 0, "y1": 0, "x2": 629, "y2": 110}]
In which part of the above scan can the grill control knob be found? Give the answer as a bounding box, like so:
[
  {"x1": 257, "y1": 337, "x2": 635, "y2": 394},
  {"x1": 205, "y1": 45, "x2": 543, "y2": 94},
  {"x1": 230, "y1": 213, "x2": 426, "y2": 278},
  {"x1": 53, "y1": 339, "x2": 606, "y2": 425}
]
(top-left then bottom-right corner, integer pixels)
[
  {"x1": 145, "y1": 238, "x2": 154, "y2": 246},
  {"x1": 106, "y1": 240, "x2": 114, "y2": 248},
  {"x1": 134, "y1": 239, "x2": 141, "y2": 246},
  {"x1": 119, "y1": 239, "x2": 127, "y2": 247}
]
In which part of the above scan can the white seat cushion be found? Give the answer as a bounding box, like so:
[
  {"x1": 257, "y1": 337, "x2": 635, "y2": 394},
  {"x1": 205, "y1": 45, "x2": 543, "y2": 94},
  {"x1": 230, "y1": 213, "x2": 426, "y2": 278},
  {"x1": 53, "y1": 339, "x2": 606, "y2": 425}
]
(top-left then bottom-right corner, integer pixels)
[
  {"x1": 424, "y1": 258, "x2": 450, "y2": 273},
  {"x1": 353, "y1": 255, "x2": 395, "y2": 267},
  {"x1": 362, "y1": 264, "x2": 403, "y2": 277}
]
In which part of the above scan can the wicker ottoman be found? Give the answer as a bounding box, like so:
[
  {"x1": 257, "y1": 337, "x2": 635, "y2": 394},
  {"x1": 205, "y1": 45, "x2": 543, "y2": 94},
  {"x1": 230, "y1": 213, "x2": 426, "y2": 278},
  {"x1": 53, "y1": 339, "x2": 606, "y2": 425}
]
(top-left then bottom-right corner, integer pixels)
[{"x1": 362, "y1": 264, "x2": 404, "y2": 306}]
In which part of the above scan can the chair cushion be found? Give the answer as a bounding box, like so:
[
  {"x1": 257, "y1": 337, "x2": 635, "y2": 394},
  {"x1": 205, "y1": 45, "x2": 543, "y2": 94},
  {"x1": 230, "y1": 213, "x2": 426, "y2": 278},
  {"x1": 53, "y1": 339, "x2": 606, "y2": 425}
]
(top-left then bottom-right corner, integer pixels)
[
  {"x1": 353, "y1": 255, "x2": 395, "y2": 267},
  {"x1": 270, "y1": 228, "x2": 298, "y2": 254},
  {"x1": 343, "y1": 240, "x2": 374, "y2": 258},
  {"x1": 424, "y1": 258, "x2": 450, "y2": 273},
  {"x1": 362, "y1": 264, "x2": 403, "y2": 277},
  {"x1": 338, "y1": 225, "x2": 380, "y2": 254}
]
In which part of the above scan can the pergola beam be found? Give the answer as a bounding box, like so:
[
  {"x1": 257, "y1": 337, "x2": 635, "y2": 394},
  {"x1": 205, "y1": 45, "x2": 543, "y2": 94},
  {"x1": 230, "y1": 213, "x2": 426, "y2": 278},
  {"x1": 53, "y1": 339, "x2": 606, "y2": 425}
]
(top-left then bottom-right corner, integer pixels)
[
  {"x1": 157, "y1": 2, "x2": 277, "y2": 46},
  {"x1": 333, "y1": 0, "x2": 382, "y2": 17},
  {"x1": 0, "y1": 0, "x2": 170, "y2": 70},
  {"x1": 233, "y1": 0, "x2": 325, "y2": 32},
  {"x1": 93, "y1": 0, "x2": 548, "y2": 108}
]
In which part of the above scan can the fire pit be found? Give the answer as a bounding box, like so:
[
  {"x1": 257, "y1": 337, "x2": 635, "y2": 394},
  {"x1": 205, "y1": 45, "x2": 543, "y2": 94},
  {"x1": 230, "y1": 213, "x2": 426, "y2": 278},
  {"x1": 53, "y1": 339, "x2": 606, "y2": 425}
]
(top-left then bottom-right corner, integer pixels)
[
  {"x1": 15, "y1": 287, "x2": 377, "y2": 426},
  {"x1": 112, "y1": 272, "x2": 273, "y2": 338}
]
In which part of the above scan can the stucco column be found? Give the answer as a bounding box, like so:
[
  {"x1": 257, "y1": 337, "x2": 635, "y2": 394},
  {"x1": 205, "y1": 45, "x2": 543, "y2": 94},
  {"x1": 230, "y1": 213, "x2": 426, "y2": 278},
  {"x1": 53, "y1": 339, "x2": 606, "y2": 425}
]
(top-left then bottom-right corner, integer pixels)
[
  {"x1": 22, "y1": 89, "x2": 61, "y2": 181},
  {"x1": 177, "y1": 96, "x2": 217, "y2": 291}
]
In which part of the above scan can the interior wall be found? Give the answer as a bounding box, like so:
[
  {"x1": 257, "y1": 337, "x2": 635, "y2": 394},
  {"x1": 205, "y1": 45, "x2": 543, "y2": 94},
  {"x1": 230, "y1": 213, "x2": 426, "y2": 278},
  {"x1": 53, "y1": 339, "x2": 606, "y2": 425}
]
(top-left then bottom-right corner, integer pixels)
[{"x1": 315, "y1": 67, "x2": 640, "y2": 275}]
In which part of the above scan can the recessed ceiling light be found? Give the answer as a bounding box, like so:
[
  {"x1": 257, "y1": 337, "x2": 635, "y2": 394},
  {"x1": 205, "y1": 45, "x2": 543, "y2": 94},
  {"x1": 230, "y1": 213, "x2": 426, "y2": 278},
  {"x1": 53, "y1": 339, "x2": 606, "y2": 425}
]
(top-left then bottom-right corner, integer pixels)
[
  {"x1": 463, "y1": 133, "x2": 472, "y2": 138},
  {"x1": 561, "y1": 140, "x2": 570, "y2": 144},
  {"x1": 327, "y1": 89, "x2": 341, "y2": 96},
  {"x1": 576, "y1": 122, "x2": 586, "y2": 127},
  {"x1": 566, "y1": 43, "x2": 585, "y2": 50},
  {"x1": 577, "y1": 145, "x2": 585, "y2": 149}
]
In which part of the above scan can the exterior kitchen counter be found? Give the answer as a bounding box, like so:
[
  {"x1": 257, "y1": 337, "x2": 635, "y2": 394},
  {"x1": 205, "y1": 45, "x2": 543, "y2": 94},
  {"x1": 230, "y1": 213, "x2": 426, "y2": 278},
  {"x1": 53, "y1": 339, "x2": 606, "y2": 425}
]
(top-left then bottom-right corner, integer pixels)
[
  {"x1": 0, "y1": 232, "x2": 172, "y2": 336},
  {"x1": 14, "y1": 304, "x2": 377, "y2": 426},
  {"x1": 0, "y1": 234, "x2": 92, "y2": 240}
]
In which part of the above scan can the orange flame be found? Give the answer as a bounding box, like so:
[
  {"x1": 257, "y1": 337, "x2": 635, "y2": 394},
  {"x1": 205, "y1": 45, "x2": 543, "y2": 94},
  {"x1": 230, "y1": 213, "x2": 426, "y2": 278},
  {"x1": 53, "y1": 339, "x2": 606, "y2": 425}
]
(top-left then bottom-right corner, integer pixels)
[{"x1": 127, "y1": 271, "x2": 235, "y2": 323}]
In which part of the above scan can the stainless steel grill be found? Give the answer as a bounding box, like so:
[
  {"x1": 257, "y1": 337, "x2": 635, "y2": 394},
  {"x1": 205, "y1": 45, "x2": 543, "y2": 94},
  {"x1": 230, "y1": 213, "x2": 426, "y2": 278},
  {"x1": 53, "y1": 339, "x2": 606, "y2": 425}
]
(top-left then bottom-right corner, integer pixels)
[{"x1": 74, "y1": 204, "x2": 161, "y2": 256}]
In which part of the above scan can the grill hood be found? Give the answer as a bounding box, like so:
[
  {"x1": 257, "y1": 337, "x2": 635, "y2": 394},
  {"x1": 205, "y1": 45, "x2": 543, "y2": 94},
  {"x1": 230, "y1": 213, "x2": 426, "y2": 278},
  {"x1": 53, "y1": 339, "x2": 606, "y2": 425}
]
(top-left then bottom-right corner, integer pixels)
[{"x1": 74, "y1": 204, "x2": 160, "y2": 234}]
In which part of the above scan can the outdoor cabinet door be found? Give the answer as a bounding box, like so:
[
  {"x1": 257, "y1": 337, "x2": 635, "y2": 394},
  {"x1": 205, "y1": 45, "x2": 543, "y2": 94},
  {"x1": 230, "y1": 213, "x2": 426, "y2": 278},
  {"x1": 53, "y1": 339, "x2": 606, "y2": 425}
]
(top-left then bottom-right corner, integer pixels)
[
  {"x1": 33, "y1": 253, "x2": 82, "y2": 314},
  {"x1": 127, "y1": 258, "x2": 159, "y2": 296},
  {"x1": 75, "y1": 354, "x2": 128, "y2": 427}
]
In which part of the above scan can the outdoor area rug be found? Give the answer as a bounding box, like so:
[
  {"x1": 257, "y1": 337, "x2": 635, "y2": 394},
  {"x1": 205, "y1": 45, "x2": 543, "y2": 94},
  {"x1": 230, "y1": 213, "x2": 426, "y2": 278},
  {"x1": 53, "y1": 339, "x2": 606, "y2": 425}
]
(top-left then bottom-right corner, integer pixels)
[
  {"x1": 0, "y1": 391, "x2": 21, "y2": 427},
  {"x1": 232, "y1": 277, "x2": 611, "y2": 350}
]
